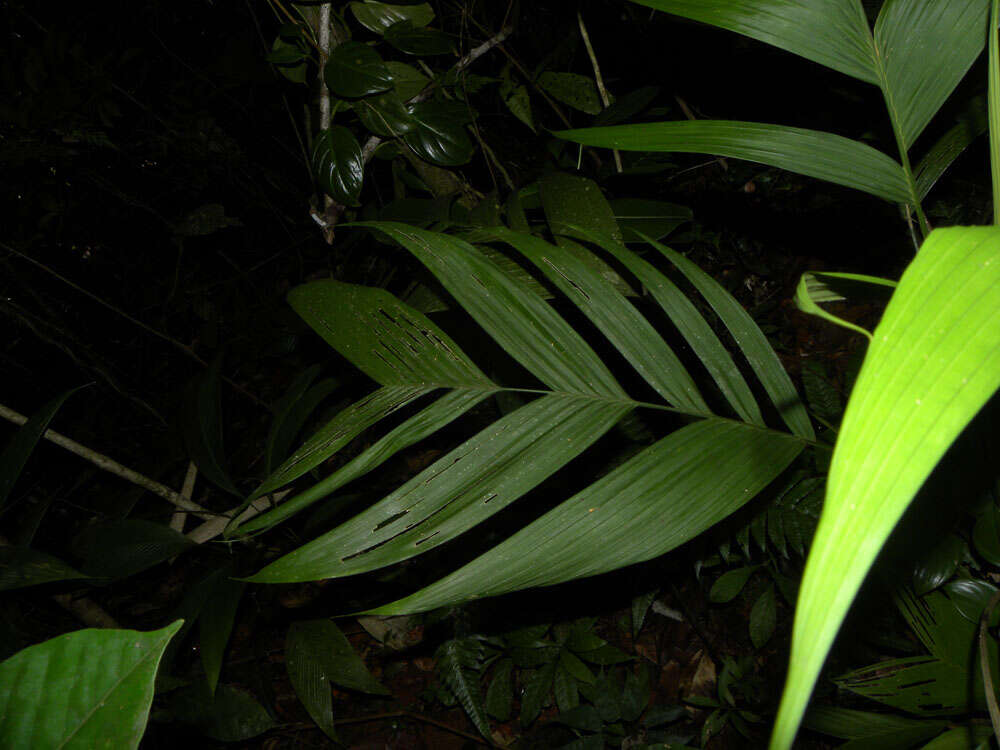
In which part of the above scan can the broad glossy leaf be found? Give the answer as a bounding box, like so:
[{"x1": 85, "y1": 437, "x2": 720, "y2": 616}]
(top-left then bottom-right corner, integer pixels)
[
  {"x1": 350, "y1": 1, "x2": 434, "y2": 34},
  {"x1": 323, "y1": 42, "x2": 393, "y2": 98},
  {"x1": 368, "y1": 419, "x2": 802, "y2": 614},
  {"x1": 0, "y1": 386, "x2": 81, "y2": 510},
  {"x1": 311, "y1": 126, "x2": 364, "y2": 206},
  {"x1": 557, "y1": 120, "x2": 912, "y2": 204},
  {"x1": 402, "y1": 101, "x2": 474, "y2": 166},
  {"x1": 237, "y1": 390, "x2": 489, "y2": 534},
  {"x1": 75, "y1": 519, "x2": 196, "y2": 579},
  {"x1": 873, "y1": 0, "x2": 989, "y2": 150},
  {"x1": 183, "y1": 356, "x2": 240, "y2": 496},
  {"x1": 200, "y1": 574, "x2": 245, "y2": 695},
  {"x1": 0, "y1": 546, "x2": 88, "y2": 591},
  {"x1": 537, "y1": 72, "x2": 601, "y2": 115},
  {"x1": 385, "y1": 60, "x2": 430, "y2": 101},
  {"x1": 354, "y1": 89, "x2": 415, "y2": 136},
  {"x1": 0, "y1": 620, "x2": 182, "y2": 749},
  {"x1": 484, "y1": 227, "x2": 708, "y2": 412},
  {"x1": 630, "y1": 0, "x2": 877, "y2": 84},
  {"x1": 772, "y1": 226, "x2": 1000, "y2": 748},
  {"x1": 610, "y1": 198, "x2": 691, "y2": 241},
  {"x1": 642, "y1": 234, "x2": 814, "y2": 440},
  {"x1": 384, "y1": 20, "x2": 454, "y2": 55},
  {"x1": 246, "y1": 395, "x2": 629, "y2": 583},
  {"x1": 348, "y1": 222, "x2": 626, "y2": 397},
  {"x1": 569, "y1": 227, "x2": 764, "y2": 427}
]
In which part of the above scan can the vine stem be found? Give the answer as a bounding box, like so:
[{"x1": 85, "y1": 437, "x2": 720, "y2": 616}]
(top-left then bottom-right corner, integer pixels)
[{"x1": 578, "y1": 12, "x2": 622, "y2": 173}]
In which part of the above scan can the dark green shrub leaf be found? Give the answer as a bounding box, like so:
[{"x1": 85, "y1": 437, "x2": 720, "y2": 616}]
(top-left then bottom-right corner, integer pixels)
[
  {"x1": 167, "y1": 682, "x2": 275, "y2": 742},
  {"x1": 355, "y1": 89, "x2": 414, "y2": 136},
  {"x1": 500, "y1": 77, "x2": 533, "y2": 131},
  {"x1": 555, "y1": 704, "x2": 603, "y2": 732},
  {"x1": 973, "y1": 504, "x2": 1000, "y2": 565},
  {"x1": 436, "y1": 637, "x2": 490, "y2": 738},
  {"x1": 288, "y1": 619, "x2": 390, "y2": 696},
  {"x1": 749, "y1": 585, "x2": 776, "y2": 649},
  {"x1": 610, "y1": 198, "x2": 691, "y2": 242},
  {"x1": 384, "y1": 60, "x2": 430, "y2": 100},
  {"x1": 537, "y1": 72, "x2": 601, "y2": 115},
  {"x1": 384, "y1": 20, "x2": 453, "y2": 55},
  {"x1": 0, "y1": 621, "x2": 181, "y2": 749},
  {"x1": 312, "y1": 126, "x2": 364, "y2": 206},
  {"x1": 402, "y1": 101, "x2": 474, "y2": 166},
  {"x1": 592, "y1": 86, "x2": 660, "y2": 126},
  {"x1": 0, "y1": 546, "x2": 88, "y2": 591},
  {"x1": 200, "y1": 575, "x2": 245, "y2": 696},
  {"x1": 520, "y1": 660, "x2": 557, "y2": 727},
  {"x1": 350, "y1": 1, "x2": 434, "y2": 34},
  {"x1": 912, "y1": 533, "x2": 966, "y2": 595},
  {"x1": 75, "y1": 519, "x2": 196, "y2": 579},
  {"x1": 324, "y1": 42, "x2": 393, "y2": 98},
  {"x1": 709, "y1": 566, "x2": 758, "y2": 603},
  {"x1": 553, "y1": 662, "x2": 579, "y2": 713},
  {"x1": 485, "y1": 658, "x2": 513, "y2": 721},
  {"x1": 182, "y1": 355, "x2": 240, "y2": 496}
]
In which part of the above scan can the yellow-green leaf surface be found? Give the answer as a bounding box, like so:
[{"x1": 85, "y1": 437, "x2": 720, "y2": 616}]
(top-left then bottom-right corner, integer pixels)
[
  {"x1": 368, "y1": 420, "x2": 802, "y2": 614},
  {"x1": 0, "y1": 621, "x2": 182, "y2": 749},
  {"x1": 794, "y1": 271, "x2": 896, "y2": 340},
  {"x1": 557, "y1": 121, "x2": 911, "y2": 204},
  {"x1": 771, "y1": 226, "x2": 1000, "y2": 748}
]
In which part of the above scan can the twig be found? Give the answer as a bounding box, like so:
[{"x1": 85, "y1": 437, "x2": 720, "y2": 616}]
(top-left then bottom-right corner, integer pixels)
[
  {"x1": 578, "y1": 12, "x2": 622, "y2": 174},
  {"x1": 0, "y1": 402, "x2": 215, "y2": 520},
  {"x1": 52, "y1": 592, "x2": 121, "y2": 629},
  {"x1": 2, "y1": 242, "x2": 269, "y2": 411},
  {"x1": 171, "y1": 462, "x2": 199, "y2": 533},
  {"x1": 979, "y1": 589, "x2": 1000, "y2": 744},
  {"x1": 186, "y1": 492, "x2": 287, "y2": 544}
]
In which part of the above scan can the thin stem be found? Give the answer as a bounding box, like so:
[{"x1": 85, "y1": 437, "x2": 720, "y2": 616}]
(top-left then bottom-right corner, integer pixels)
[
  {"x1": 989, "y1": 0, "x2": 1000, "y2": 223},
  {"x1": 578, "y1": 12, "x2": 622, "y2": 173}
]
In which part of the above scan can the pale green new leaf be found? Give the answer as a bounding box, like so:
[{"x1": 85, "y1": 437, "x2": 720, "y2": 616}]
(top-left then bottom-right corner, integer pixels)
[
  {"x1": 771, "y1": 226, "x2": 1000, "y2": 748},
  {"x1": 629, "y1": 0, "x2": 878, "y2": 85},
  {"x1": 556, "y1": 121, "x2": 911, "y2": 204},
  {"x1": 0, "y1": 621, "x2": 182, "y2": 749},
  {"x1": 368, "y1": 419, "x2": 802, "y2": 614},
  {"x1": 873, "y1": 0, "x2": 989, "y2": 150}
]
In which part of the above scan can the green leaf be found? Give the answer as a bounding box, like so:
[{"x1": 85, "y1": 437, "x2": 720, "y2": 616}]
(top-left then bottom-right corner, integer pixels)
[
  {"x1": 630, "y1": 0, "x2": 878, "y2": 85},
  {"x1": 500, "y1": 78, "x2": 533, "y2": 131},
  {"x1": 354, "y1": 89, "x2": 415, "y2": 136},
  {"x1": 592, "y1": 85, "x2": 659, "y2": 127},
  {"x1": 0, "y1": 621, "x2": 181, "y2": 749},
  {"x1": 873, "y1": 0, "x2": 989, "y2": 150},
  {"x1": 537, "y1": 72, "x2": 602, "y2": 115},
  {"x1": 609, "y1": 198, "x2": 692, "y2": 242},
  {"x1": 973, "y1": 504, "x2": 1000, "y2": 564},
  {"x1": 915, "y1": 96, "x2": 987, "y2": 200},
  {"x1": 312, "y1": 126, "x2": 364, "y2": 206},
  {"x1": 554, "y1": 662, "x2": 579, "y2": 712},
  {"x1": 709, "y1": 566, "x2": 758, "y2": 604},
  {"x1": 167, "y1": 682, "x2": 275, "y2": 742},
  {"x1": 539, "y1": 171, "x2": 621, "y2": 242},
  {"x1": 0, "y1": 546, "x2": 88, "y2": 591},
  {"x1": 369, "y1": 420, "x2": 802, "y2": 614},
  {"x1": 521, "y1": 659, "x2": 557, "y2": 727},
  {"x1": 772, "y1": 226, "x2": 1000, "y2": 747},
  {"x1": 75, "y1": 519, "x2": 196, "y2": 579},
  {"x1": 265, "y1": 368, "x2": 338, "y2": 474},
  {"x1": 246, "y1": 394, "x2": 629, "y2": 583},
  {"x1": 402, "y1": 101, "x2": 474, "y2": 166},
  {"x1": 485, "y1": 658, "x2": 513, "y2": 721},
  {"x1": 350, "y1": 1, "x2": 435, "y2": 34},
  {"x1": 182, "y1": 355, "x2": 240, "y2": 496},
  {"x1": 794, "y1": 271, "x2": 896, "y2": 340},
  {"x1": 912, "y1": 534, "x2": 966, "y2": 595},
  {"x1": 0, "y1": 386, "x2": 81, "y2": 511},
  {"x1": 436, "y1": 638, "x2": 490, "y2": 738},
  {"x1": 803, "y1": 704, "x2": 947, "y2": 743},
  {"x1": 384, "y1": 60, "x2": 430, "y2": 101},
  {"x1": 199, "y1": 573, "x2": 245, "y2": 696},
  {"x1": 384, "y1": 20, "x2": 454, "y2": 55},
  {"x1": 323, "y1": 42, "x2": 393, "y2": 98},
  {"x1": 557, "y1": 120, "x2": 911, "y2": 204},
  {"x1": 749, "y1": 584, "x2": 776, "y2": 649}
]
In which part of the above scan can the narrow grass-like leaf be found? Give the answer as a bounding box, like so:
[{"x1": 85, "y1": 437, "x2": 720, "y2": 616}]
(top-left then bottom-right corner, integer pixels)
[
  {"x1": 0, "y1": 621, "x2": 182, "y2": 750},
  {"x1": 183, "y1": 355, "x2": 240, "y2": 497},
  {"x1": 266, "y1": 376, "x2": 339, "y2": 475},
  {"x1": 643, "y1": 234, "x2": 814, "y2": 440},
  {"x1": 556, "y1": 121, "x2": 911, "y2": 204},
  {"x1": 485, "y1": 227, "x2": 708, "y2": 412},
  {"x1": 991, "y1": 0, "x2": 1000, "y2": 222},
  {"x1": 772, "y1": 227, "x2": 1000, "y2": 748},
  {"x1": 628, "y1": 0, "x2": 877, "y2": 85},
  {"x1": 236, "y1": 390, "x2": 491, "y2": 535},
  {"x1": 347, "y1": 222, "x2": 626, "y2": 397},
  {"x1": 0, "y1": 386, "x2": 82, "y2": 511},
  {"x1": 200, "y1": 575, "x2": 245, "y2": 696},
  {"x1": 368, "y1": 419, "x2": 802, "y2": 614},
  {"x1": 567, "y1": 226, "x2": 764, "y2": 427},
  {"x1": 803, "y1": 705, "x2": 947, "y2": 745},
  {"x1": 874, "y1": 0, "x2": 989, "y2": 151},
  {"x1": 246, "y1": 395, "x2": 629, "y2": 583},
  {"x1": 916, "y1": 96, "x2": 987, "y2": 200},
  {"x1": 249, "y1": 385, "x2": 429, "y2": 501}
]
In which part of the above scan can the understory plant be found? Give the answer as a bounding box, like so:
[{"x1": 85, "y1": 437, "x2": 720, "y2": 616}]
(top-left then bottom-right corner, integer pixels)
[{"x1": 558, "y1": 0, "x2": 1000, "y2": 746}]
